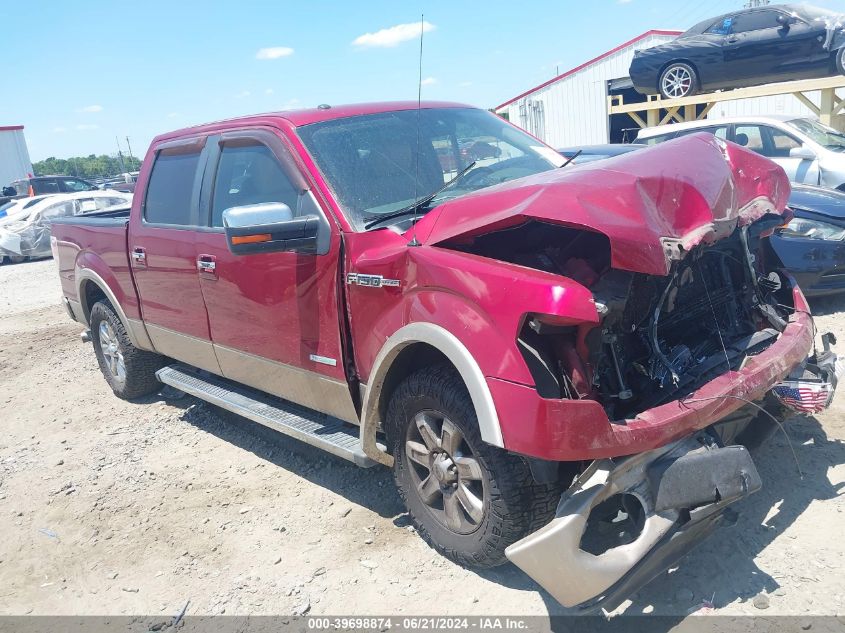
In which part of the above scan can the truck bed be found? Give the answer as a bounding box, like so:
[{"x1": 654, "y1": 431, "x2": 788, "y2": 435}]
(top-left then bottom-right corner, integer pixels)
[{"x1": 50, "y1": 208, "x2": 143, "y2": 322}]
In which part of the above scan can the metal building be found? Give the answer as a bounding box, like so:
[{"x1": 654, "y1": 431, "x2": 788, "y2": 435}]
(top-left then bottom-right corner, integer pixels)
[
  {"x1": 494, "y1": 30, "x2": 832, "y2": 146},
  {"x1": 0, "y1": 126, "x2": 34, "y2": 188}
]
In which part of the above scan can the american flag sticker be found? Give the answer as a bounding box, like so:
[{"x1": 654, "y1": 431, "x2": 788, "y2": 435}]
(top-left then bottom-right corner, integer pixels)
[{"x1": 772, "y1": 381, "x2": 833, "y2": 414}]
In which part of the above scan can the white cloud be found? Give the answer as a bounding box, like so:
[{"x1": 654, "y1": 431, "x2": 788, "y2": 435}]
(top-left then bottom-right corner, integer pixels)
[
  {"x1": 278, "y1": 98, "x2": 300, "y2": 111},
  {"x1": 420, "y1": 77, "x2": 437, "y2": 86},
  {"x1": 352, "y1": 21, "x2": 435, "y2": 48},
  {"x1": 76, "y1": 124, "x2": 99, "y2": 131},
  {"x1": 167, "y1": 112, "x2": 180, "y2": 118},
  {"x1": 235, "y1": 90, "x2": 251, "y2": 99},
  {"x1": 77, "y1": 105, "x2": 103, "y2": 113},
  {"x1": 53, "y1": 126, "x2": 67, "y2": 133},
  {"x1": 618, "y1": 0, "x2": 633, "y2": 3},
  {"x1": 256, "y1": 46, "x2": 294, "y2": 60},
  {"x1": 265, "y1": 88, "x2": 274, "y2": 95}
]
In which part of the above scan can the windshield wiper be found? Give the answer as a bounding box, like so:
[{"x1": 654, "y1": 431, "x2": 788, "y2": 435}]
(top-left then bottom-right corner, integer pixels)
[
  {"x1": 364, "y1": 161, "x2": 477, "y2": 230},
  {"x1": 560, "y1": 149, "x2": 582, "y2": 168}
]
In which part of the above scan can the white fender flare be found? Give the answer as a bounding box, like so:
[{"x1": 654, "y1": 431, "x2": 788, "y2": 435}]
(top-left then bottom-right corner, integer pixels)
[
  {"x1": 76, "y1": 267, "x2": 154, "y2": 351},
  {"x1": 359, "y1": 322, "x2": 503, "y2": 466}
]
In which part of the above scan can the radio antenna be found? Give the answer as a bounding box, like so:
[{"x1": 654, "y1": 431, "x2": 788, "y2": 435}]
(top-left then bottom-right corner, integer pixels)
[{"x1": 408, "y1": 14, "x2": 425, "y2": 247}]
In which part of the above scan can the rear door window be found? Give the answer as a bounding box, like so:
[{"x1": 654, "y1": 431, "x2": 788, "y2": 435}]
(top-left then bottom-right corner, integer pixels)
[
  {"x1": 32, "y1": 180, "x2": 61, "y2": 194},
  {"x1": 733, "y1": 125, "x2": 765, "y2": 152},
  {"x1": 144, "y1": 149, "x2": 202, "y2": 226},
  {"x1": 41, "y1": 200, "x2": 78, "y2": 220}
]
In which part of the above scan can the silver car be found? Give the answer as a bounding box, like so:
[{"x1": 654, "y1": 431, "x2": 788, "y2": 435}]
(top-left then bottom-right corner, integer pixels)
[{"x1": 637, "y1": 115, "x2": 845, "y2": 191}]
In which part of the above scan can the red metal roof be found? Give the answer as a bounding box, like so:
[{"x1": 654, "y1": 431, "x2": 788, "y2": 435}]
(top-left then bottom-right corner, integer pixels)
[
  {"x1": 0, "y1": 125, "x2": 24, "y2": 132},
  {"x1": 494, "y1": 30, "x2": 682, "y2": 111}
]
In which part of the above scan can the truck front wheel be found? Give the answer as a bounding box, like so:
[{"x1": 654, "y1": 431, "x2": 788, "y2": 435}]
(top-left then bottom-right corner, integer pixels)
[
  {"x1": 90, "y1": 301, "x2": 165, "y2": 399},
  {"x1": 386, "y1": 364, "x2": 560, "y2": 568}
]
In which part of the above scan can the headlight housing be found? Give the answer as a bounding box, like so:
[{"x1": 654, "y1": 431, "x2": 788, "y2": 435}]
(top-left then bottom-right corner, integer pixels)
[{"x1": 778, "y1": 217, "x2": 845, "y2": 241}]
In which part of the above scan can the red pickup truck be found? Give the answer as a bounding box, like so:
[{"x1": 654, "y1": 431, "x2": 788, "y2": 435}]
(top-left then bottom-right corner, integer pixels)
[{"x1": 51, "y1": 102, "x2": 837, "y2": 611}]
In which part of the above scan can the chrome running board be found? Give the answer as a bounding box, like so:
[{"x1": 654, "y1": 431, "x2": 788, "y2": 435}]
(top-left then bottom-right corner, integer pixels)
[{"x1": 157, "y1": 364, "x2": 378, "y2": 467}]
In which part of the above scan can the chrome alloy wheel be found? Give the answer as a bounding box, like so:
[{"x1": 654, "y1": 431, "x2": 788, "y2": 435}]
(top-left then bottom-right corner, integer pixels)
[
  {"x1": 98, "y1": 320, "x2": 126, "y2": 383},
  {"x1": 404, "y1": 410, "x2": 486, "y2": 535},
  {"x1": 661, "y1": 66, "x2": 693, "y2": 99}
]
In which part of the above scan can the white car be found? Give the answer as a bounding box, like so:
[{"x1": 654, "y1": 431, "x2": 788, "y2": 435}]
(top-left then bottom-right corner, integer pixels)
[
  {"x1": 636, "y1": 115, "x2": 845, "y2": 190},
  {"x1": 0, "y1": 191, "x2": 132, "y2": 261},
  {"x1": 0, "y1": 195, "x2": 54, "y2": 226}
]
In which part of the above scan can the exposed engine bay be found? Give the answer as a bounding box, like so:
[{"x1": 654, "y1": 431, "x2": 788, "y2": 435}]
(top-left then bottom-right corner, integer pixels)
[{"x1": 448, "y1": 216, "x2": 796, "y2": 419}]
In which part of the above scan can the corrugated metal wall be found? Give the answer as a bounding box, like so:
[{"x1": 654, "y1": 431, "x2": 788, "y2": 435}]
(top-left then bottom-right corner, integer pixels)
[
  {"x1": 0, "y1": 128, "x2": 34, "y2": 187},
  {"x1": 709, "y1": 91, "x2": 834, "y2": 119},
  {"x1": 497, "y1": 34, "x2": 677, "y2": 147}
]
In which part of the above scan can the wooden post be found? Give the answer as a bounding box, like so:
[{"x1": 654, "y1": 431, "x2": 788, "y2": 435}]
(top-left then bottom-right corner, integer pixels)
[
  {"x1": 647, "y1": 109, "x2": 659, "y2": 128},
  {"x1": 820, "y1": 88, "x2": 835, "y2": 128},
  {"x1": 683, "y1": 105, "x2": 696, "y2": 122}
]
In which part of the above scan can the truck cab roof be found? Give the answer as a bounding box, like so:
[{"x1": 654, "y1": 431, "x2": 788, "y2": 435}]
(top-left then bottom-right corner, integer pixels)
[{"x1": 155, "y1": 101, "x2": 474, "y2": 142}]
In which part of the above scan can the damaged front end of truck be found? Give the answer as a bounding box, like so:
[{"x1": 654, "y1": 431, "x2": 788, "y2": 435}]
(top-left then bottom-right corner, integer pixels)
[{"x1": 418, "y1": 133, "x2": 840, "y2": 611}]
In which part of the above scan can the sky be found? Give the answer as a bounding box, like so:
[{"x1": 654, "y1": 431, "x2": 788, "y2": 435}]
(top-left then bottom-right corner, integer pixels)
[{"x1": 2, "y1": 0, "x2": 842, "y2": 162}]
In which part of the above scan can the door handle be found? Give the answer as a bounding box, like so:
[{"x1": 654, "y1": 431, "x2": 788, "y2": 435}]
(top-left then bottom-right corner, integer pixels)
[
  {"x1": 131, "y1": 247, "x2": 146, "y2": 266},
  {"x1": 726, "y1": 36, "x2": 739, "y2": 43},
  {"x1": 197, "y1": 254, "x2": 217, "y2": 275}
]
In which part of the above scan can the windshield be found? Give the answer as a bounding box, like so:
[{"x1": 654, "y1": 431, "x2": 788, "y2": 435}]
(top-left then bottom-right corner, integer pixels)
[
  {"x1": 297, "y1": 107, "x2": 563, "y2": 230},
  {"x1": 788, "y1": 118, "x2": 845, "y2": 151}
]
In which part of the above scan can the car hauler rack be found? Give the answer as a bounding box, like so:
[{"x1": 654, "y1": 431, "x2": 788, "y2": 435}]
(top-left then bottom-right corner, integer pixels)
[{"x1": 609, "y1": 74, "x2": 845, "y2": 132}]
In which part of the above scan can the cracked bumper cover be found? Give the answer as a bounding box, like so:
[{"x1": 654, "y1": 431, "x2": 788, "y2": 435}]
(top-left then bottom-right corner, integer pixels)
[
  {"x1": 505, "y1": 435, "x2": 762, "y2": 611},
  {"x1": 490, "y1": 279, "x2": 814, "y2": 461}
]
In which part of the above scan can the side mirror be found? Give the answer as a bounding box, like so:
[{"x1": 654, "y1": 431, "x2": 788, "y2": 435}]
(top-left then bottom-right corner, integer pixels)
[
  {"x1": 223, "y1": 202, "x2": 320, "y2": 255},
  {"x1": 777, "y1": 13, "x2": 796, "y2": 27},
  {"x1": 789, "y1": 146, "x2": 816, "y2": 160}
]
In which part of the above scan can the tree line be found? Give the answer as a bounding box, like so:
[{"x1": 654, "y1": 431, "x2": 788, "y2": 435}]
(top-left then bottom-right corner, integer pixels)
[{"x1": 33, "y1": 154, "x2": 143, "y2": 179}]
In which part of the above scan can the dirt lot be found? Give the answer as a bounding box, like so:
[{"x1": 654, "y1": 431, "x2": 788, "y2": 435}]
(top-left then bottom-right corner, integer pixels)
[{"x1": 1, "y1": 259, "x2": 844, "y2": 623}]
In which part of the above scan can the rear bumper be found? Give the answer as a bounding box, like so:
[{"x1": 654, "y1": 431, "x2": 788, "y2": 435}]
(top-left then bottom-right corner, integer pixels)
[
  {"x1": 505, "y1": 433, "x2": 762, "y2": 612},
  {"x1": 490, "y1": 282, "x2": 814, "y2": 461}
]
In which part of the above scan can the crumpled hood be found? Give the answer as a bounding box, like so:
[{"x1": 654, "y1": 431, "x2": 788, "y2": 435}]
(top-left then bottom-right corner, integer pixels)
[{"x1": 411, "y1": 133, "x2": 790, "y2": 276}]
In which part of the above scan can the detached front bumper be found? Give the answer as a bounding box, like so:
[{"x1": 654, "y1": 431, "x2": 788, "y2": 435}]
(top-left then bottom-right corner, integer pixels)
[
  {"x1": 506, "y1": 433, "x2": 762, "y2": 612},
  {"x1": 491, "y1": 281, "x2": 815, "y2": 461}
]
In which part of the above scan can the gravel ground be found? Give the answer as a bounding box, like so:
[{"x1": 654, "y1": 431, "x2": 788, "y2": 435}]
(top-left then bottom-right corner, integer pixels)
[{"x1": 0, "y1": 259, "x2": 843, "y2": 624}]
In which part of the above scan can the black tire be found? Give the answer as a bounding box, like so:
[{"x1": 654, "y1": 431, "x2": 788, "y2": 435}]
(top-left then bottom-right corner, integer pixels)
[
  {"x1": 386, "y1": 364, "x2": 560, "y2": 568},
  {"x1": 90, "y1": 300, "x2": 165, "y2": 399},
  {"x1": 837, "y1": 48, "x2": 845, "y2": 75},
  {"x1": 659, "y1": 62, "x2": 698, "y2": 99}
]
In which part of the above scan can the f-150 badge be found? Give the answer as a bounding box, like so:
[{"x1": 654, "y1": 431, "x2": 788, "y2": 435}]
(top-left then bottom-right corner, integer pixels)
[{"x1": 346, "y1": 273, "x2": 400, "y2": 288}]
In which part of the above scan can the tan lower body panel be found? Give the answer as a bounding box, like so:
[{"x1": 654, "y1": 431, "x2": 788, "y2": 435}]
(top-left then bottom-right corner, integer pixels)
[
  {"x1": 213, "y1": 344, "x2": 359, "y2": 424},
  {"x1": 144, "y1": 324, "x2": 221, "y2": 374},
  {"x1": 141, "y1": 324, "x2": 358, "y2": 424}
]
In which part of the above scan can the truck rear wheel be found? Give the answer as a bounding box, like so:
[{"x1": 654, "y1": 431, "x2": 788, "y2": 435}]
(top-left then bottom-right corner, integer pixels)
[
  {"x1": 386, "y1": 364, "x2": 560, "y2": 568},
  {"x1": 90, "y1": 300, "x2": 165, "y2": 399}
]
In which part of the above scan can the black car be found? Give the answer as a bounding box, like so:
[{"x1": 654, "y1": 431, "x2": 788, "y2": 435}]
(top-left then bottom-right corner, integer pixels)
[
  {"x1": 630, "y1": 4, "x2": 845, "y2": 100},
  {"x1": 7, "y1": 175, "x2": 98, "y2": 197},
  {"x1": 769, "y1": 184, "x2": 845, "y2": 297}
]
